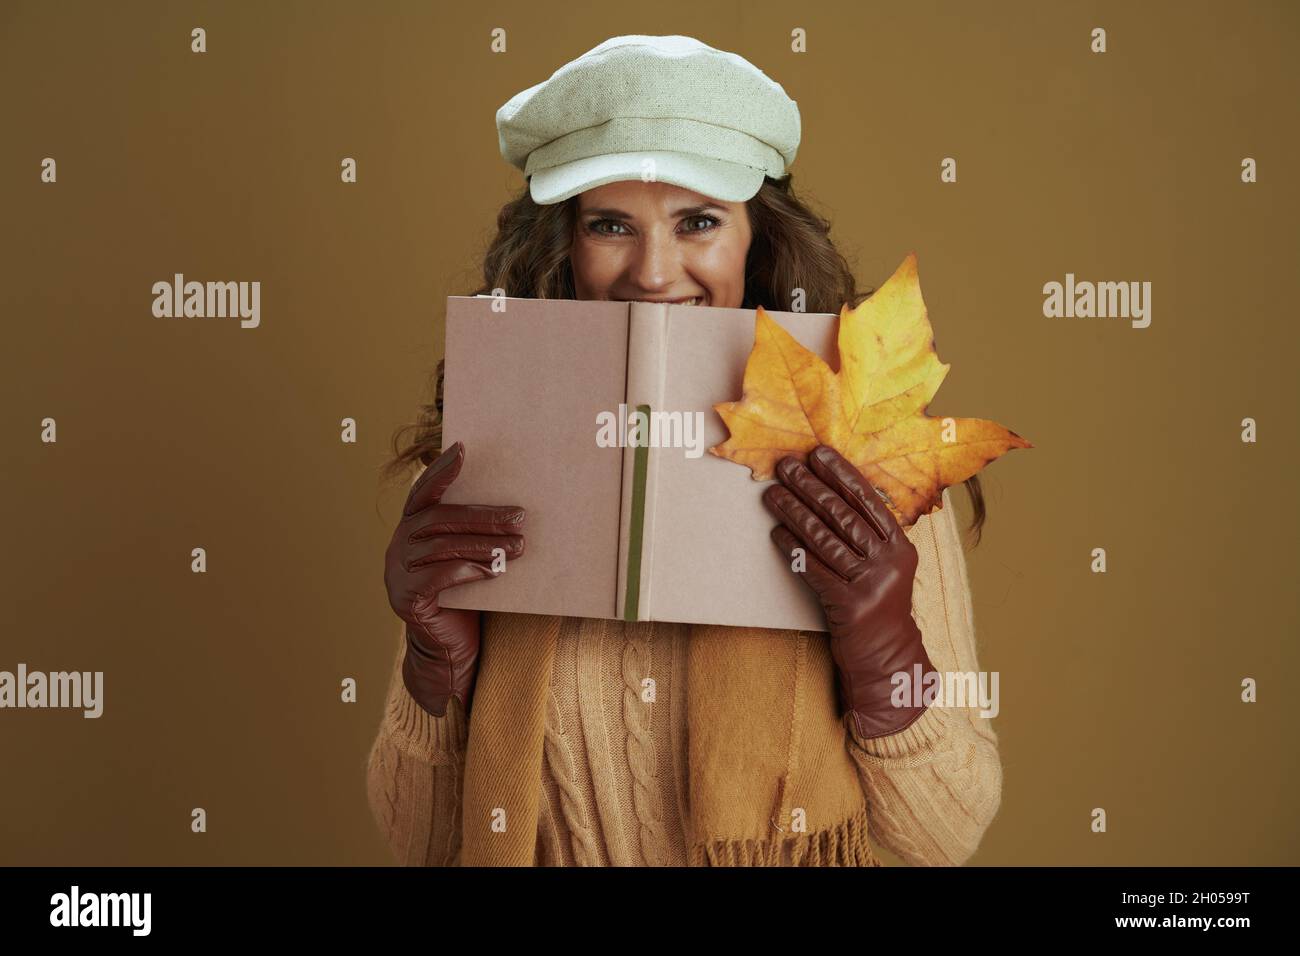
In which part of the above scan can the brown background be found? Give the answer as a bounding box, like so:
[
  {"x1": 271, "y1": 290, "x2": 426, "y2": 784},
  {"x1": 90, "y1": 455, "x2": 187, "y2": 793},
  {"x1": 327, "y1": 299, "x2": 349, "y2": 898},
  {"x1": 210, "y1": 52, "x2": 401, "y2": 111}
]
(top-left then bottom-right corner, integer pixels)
[{"x1": 1, "y1": 0, "x2": 1296, "y2": 865}]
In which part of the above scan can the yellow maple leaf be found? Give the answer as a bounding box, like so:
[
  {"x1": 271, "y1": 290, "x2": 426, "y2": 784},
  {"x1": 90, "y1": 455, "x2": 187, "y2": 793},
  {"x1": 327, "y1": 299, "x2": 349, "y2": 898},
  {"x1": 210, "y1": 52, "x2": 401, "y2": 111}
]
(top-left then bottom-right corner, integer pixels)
[{"x1": 709, "y1": 252, "x2": 1032, "y2": 528}]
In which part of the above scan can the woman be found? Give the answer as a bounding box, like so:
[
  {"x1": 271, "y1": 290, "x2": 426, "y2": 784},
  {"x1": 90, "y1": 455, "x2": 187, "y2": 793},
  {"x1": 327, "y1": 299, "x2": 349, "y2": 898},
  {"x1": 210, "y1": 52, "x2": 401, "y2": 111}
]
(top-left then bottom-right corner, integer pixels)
[{"x1": 366, "y1": 35, "x2": 1003, "y2": 866}]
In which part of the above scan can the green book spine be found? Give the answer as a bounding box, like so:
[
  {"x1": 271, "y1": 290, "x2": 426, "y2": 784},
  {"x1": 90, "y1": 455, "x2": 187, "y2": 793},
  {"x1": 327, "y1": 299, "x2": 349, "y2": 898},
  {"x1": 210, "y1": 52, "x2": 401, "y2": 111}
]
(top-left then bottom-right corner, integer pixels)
[{"x1": 622, "y1": 404, "x2": 651, "y2": 621}]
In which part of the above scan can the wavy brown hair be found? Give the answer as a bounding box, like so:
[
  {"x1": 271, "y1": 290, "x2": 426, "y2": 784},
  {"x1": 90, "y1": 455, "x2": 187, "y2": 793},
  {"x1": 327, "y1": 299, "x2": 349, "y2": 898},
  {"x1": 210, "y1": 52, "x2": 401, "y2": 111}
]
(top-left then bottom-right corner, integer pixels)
[{"x1": 381, "y1": 173, "x2": 988, "y2": 547}]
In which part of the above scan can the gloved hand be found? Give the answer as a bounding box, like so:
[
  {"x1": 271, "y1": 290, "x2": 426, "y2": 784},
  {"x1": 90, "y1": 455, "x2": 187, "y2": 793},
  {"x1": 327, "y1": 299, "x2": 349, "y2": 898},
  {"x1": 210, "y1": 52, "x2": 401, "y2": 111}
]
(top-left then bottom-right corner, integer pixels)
[
  {"x1": 762, "y1": 444, "x2": 934, "y2": 740},
  {"x1": 383, "y1": 440, "x2": 526, "y2": 718}
]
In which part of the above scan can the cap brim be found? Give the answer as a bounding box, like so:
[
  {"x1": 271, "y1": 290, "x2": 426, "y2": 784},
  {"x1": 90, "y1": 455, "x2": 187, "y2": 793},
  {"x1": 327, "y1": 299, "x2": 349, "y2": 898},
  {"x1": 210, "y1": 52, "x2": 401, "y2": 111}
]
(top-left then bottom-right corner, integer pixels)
[{"x1": 528, "y1": 151, "x2": 767, "y2": 205}]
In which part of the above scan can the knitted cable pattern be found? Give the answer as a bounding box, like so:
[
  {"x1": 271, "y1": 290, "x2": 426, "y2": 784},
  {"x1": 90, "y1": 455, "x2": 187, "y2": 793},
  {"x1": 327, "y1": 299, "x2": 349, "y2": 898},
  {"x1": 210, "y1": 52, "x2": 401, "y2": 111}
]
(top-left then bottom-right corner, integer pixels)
[
  {"x1": 856, "y1": 734, "x2": 955, "y2": 865},
  {"x1": 621, "y1": 621, "x2": 670, "y2": 866},
  {"x1": 542, "y1": 685, "x2": 602, "y2": 866}
]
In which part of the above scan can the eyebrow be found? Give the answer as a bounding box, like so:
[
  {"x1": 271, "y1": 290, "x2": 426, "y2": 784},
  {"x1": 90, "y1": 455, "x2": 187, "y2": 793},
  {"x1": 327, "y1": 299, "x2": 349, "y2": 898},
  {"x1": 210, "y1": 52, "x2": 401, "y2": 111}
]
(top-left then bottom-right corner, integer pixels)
[{"x1": 580, "y1": 203, "x2": 727, "y2": 219}]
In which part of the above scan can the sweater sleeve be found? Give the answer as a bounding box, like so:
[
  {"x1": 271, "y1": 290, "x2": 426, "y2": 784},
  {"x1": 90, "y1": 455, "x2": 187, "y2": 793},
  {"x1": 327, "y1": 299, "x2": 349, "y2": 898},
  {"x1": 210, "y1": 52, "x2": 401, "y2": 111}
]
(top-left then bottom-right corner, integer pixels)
[
  {"x1": 365, "y1": 624, "x2": 470, "y2": 866},
  {"x1": 845, "y1": 487, "x2": 1004, "y2": 866}
]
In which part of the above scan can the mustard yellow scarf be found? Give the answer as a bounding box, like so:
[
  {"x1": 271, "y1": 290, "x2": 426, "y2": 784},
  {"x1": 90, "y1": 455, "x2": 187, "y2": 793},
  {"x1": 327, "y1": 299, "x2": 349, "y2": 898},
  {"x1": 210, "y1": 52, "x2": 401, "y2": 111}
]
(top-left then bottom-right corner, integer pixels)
[{"x1": 458, "y1": 611, "x2": 880, "y2": 866}]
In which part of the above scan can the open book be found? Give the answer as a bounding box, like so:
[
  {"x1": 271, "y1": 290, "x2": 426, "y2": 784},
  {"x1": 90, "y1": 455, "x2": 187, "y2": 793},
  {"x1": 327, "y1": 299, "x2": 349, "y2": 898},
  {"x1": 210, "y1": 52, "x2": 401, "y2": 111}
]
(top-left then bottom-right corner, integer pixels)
[{"x1": 436, "y1": 295, "x2": 842, "y2": 632}]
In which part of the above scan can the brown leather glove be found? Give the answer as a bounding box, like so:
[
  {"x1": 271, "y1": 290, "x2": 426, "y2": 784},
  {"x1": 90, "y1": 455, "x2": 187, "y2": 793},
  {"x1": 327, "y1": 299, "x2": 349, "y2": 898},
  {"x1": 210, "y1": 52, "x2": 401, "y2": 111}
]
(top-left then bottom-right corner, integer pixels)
[
  {"x1": 762, "y1": 444, "x2": 934, "y2": 740},
  {"x1": 383, "y1": 440, "x2": 526, "y2": 718}
]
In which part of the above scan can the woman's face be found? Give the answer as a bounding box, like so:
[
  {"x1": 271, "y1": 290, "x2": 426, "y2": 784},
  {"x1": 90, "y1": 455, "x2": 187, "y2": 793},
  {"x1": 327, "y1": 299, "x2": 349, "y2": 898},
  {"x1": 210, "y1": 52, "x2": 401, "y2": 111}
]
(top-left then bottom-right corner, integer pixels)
[{"x1": 569, "y1": 179, "x2": 753, "y2": 308}]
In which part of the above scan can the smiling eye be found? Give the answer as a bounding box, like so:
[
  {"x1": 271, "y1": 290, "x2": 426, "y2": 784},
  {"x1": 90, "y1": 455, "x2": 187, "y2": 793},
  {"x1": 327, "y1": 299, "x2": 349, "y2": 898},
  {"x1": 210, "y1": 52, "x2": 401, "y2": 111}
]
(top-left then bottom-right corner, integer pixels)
[
  {"x1": 588, "y1": 219, "x2": 628, "y2": 236},
  {"x1": 683, "y1": 215, "x2": 721, "y2": 233}
]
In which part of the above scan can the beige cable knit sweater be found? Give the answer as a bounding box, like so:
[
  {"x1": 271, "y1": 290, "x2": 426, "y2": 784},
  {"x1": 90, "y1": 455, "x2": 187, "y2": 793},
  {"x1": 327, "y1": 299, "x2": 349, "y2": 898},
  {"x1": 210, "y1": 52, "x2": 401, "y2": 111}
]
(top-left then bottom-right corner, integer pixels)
[{"x1": 365, "y1": 486, "x2": 1002, "y2": 866}]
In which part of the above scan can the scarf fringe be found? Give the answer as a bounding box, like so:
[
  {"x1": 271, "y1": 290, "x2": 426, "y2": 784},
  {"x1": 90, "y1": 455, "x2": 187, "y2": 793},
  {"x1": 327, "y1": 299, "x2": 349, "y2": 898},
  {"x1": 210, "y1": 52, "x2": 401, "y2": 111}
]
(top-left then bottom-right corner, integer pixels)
[{"x1": 687, "y1": 804, "x2": 882, "y2": 867}]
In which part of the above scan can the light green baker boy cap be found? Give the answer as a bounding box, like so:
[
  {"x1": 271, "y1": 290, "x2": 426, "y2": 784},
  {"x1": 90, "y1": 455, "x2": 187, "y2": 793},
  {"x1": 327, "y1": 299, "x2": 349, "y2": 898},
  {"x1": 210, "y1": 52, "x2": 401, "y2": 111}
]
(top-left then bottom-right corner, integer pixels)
[{"x1": 496, "y1": 34, "x2": 801, "y2": 205}]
